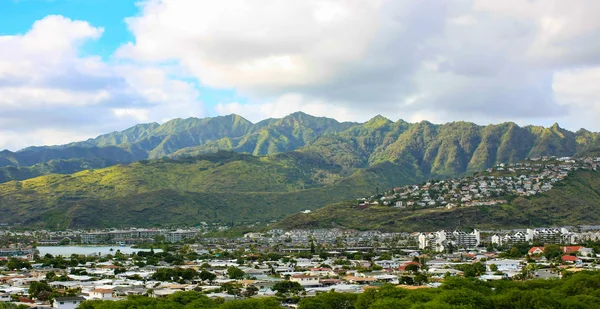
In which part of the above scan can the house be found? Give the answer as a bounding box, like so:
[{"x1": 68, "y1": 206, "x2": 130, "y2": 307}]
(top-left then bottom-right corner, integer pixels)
[
  {"x1": 561, "y1": 246, "x2": 584, "y2": 254},
  {"x1": 579, "y1": 248, "x2": 594, "y2": 257},
  {"x1": 528, "y1": 247, "x2": 544, "y2": 256},
  {"x1": 343, "y1": 276, "x2": 376, "y2": 284},
  {"x1": 491, "y1": 234, "x2": 503, "y2": 246},
  {"x1": 490, "y1": 260, "x2": 521, "y2": 272},
  {"x1": 89, "y1": 288, "x2": 113, "y2": 299},
  {"x1": 561, "y1": 255, "x2": 581, "y2": 265},
  {"x1": 398, "y1": 261, "x2": 421, "y2": 272},
  {"x1": 52, "y1": 296, "x2": 86, "y2": 309},
  {"x1": 290, "y1": 274, "x2": 320, "y2": 287}
]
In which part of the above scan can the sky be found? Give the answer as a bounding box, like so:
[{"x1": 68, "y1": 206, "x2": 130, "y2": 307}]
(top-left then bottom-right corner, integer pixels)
[{"x1": 1, "y1": 0, "x2": 600, "y2": 150}]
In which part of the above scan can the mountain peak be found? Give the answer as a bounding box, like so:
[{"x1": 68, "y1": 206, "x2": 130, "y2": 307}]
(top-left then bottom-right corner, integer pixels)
[{"x1": 367, "y1": 114, "x2": 391, "y2": 123}]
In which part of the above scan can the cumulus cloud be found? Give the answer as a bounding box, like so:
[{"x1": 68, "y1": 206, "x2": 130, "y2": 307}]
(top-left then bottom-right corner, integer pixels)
[
  {"x1": 122, "y1": 0, "x2": 600, "y2": 130},
  {"x1": 0, "y1": 15, "x2": 204, "y2": 150},
  {"x1": 3, "y1": 1, "x2": 600, "y2": 150}
]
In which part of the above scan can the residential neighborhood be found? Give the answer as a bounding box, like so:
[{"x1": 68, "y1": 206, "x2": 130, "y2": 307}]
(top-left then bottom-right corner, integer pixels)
[
  {"x1": 360, "y1": 156, "x2": 600, "y2": 210},
  {"x1": 1, "y1": 225, "x2": 600, "y2": 308}
]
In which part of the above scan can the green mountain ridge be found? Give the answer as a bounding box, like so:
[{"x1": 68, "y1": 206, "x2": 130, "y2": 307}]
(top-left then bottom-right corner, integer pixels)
[{"x1": 0, "y1": 112, "x2": 599, "y2": 185}]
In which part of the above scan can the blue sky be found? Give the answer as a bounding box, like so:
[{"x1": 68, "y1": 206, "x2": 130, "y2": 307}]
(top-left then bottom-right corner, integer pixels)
[
  {"x1": 1, "y1": 0, "x2": 245, "y2": 123},
  {"x1": 2, "y1": 0, "x2": 135, "y2": 57},
  {"x1": 0, "y1": 0, "x2": 599, "y2": 150}
]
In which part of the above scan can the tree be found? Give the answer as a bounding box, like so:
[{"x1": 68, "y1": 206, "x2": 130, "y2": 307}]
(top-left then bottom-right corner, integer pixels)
[
  {"x1": 6, "y1": 258, "x2": 31, "y2": 270},
  {"x1": 221, "y1": 282, "x2": 242, "y2": 297},
  {"x1": 377, "y1": 252, "x2": 392, "y2": 261},
  {"x1": 46, "y1": 271, "x2": 57, "y2": 281},
  {"x1": 181, "y1": 268, "x2": 198, "y2": 280},
  {"x1": 242, "y1": 286, "x2": 258, "y2": 298},
  {"x1": 405, "y1": 263, "x2": 420, "y2": 273},
  {"x1": 298, "y1": 292, "x2": 357, "y2": 309},
  {"x1": 544, "y1": 244, "x2": 563, "y2": 260},
  {"x1": 29, "y1": 281, "x2": 52, "y2": 300},
  {"x1": 489, "y1": 264, "x2": 498, "y2": 272},
  {"x1": 227, "y1": 266, "x2": 245, "y2": 279},
  {"x1": 199, "y1": 270, "x2": 216, "y2": 283},
  {"x1": 272, "y1": 281, "x2": 304, "y2": 295}
]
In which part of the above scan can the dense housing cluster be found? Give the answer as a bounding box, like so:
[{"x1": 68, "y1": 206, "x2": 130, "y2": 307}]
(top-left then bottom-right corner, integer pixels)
[{"x1": 360, "y1": 156, "x2": 600, "y2": 210}]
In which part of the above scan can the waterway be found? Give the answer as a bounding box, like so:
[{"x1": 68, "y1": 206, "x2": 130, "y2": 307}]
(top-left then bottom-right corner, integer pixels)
[{"x1": 37, "y1": 246, "x2": 162, "y2": 257}]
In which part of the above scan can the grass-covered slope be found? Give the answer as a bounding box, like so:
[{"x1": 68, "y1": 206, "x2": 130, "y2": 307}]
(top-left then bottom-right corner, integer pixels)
[
  {"x1": 276, "y1": 170, "x2": 600, "y2": 232},
  {"x1": 0, "y1": 151, "x2": 418, "y2": 229}
]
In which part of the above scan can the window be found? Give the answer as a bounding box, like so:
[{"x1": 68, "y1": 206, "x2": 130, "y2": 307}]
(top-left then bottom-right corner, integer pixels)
[{"x1": 60, "y1": 302, "x2": 64, "y2": 304}]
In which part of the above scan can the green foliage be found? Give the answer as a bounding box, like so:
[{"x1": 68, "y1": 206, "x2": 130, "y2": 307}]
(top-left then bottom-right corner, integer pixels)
[
  {"x1": 28, "y1": 281, "x2": 52, "y2": 300},
  {"x1": 6, "y1": 258, "x2": 31, "y2": 270},
  {"x1": 298, "y1": 291, "x2": 357, "y2": 309},
  {"x1": 299, "y1": 272, "x2": 600, "y2": 309},
  {"x1": 227, "y1": 266, "x2": 245, "y2": 279},
  {"x1": 218, "y1": 298, "x2": 281, "y2": 309},
  {"x1": 455, "y1": 262, "x2": 487, "y2": 277},
  {"x1": 151, "y1": 268, "x2": 197, "y2": 282},
  {"x1": 544, "y1": 244, "x2": 563, "y2": 260},
  {"x1": 272, "y1": 280, "x2": 304, "y2": 295},
  {"x1": 200, "y1": 270, "x2": 217, "y2": 282}
]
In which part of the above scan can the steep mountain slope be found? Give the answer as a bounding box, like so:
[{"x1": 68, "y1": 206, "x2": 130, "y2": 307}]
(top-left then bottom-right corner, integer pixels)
[
  {"x1": 306, "y1": 120, "x2": 600, "y2": 180},
  {"x1": 276, "y1": 169, "x2": 600, "y2": 232},
  {"x1": 0, "y1": 113, "x2": 356, "y2": 182},
  {"x1": 0, "y1": 112, "x2": 599, "y2": 186},
  {"x1": 169, "y1": 112, "x2": 357, "y2": 157},
  {"x1": 0, "y1": 151, "x2": 419, "y2": 228}
]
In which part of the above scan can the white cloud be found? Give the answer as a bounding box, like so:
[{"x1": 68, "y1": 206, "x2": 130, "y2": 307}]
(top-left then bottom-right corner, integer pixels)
[
  {"x1": 112, "y1": 108, "x2": 150, "y2": 122},
  {"x1": 0, "y1": 15, "x2": 205, "y2": 150},
  {"x1": 553, "y1": 67, "x2": 600, "y2": 130},
  {"x1": 215, "y1": 94, "x2": 366, "y2": 123},
  {"x1": 3, "y1": 1, "x2": 600, "y2": 150},
  {"x1": 122, "y1": 0, "x2": 600, "y2": 131}
]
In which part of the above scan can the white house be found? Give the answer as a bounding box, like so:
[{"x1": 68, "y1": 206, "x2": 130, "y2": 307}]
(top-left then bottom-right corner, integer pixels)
[
  {"x1": 489, "y1": 259, "x2": 521, "y2": 272},
  {"x1": 0, "y1": 293, "x2": 10, "y2": 302},
  {"x1": 89, "y1": 288, "x2": 113, "y2": 299},
  {"x1": 52, "y1": 296, "x2": 86, "y2": 309},
  {"x1": 491, "y1": 234, "x2": 502, "y2": 246},
  {"x1": 290, "y1": 274, "x2": 320, "y2": 287}
]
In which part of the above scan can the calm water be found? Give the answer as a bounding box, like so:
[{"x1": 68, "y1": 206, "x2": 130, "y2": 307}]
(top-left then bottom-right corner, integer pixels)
[{"x1": 37, "y1": 246, "x2": 162, "y2": 257}]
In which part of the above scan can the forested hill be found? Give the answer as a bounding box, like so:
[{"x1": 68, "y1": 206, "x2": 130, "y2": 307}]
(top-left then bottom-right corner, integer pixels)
[{"x1": 1, "y1": 112, "x2": 600, "y2": 183}]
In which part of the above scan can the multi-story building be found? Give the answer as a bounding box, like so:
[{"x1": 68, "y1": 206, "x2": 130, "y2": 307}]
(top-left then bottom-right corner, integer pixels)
[
  {"x1": 418, "y1": 229, "x2": 480, "y2": 252},
  {"x1": 164, "y1": 230, "x2": 197, "y2": 243}
]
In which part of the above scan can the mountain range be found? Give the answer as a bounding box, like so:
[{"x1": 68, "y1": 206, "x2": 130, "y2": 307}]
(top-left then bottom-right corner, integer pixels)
[
  {"x1": 1, "y1": 112, "x2": 599, "y2": 184},
  {"x1": 0, "y1": 112, "x2": 599, "y2": 228}
]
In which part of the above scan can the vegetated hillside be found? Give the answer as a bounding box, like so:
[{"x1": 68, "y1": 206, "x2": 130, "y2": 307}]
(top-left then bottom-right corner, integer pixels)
[
  {"x1": 0, "y1": 151, "x2": 418, "y2": 229},
  {"x1": 276, "y1": 169, "x2": 600, "y2": 232},
  {"x1": 0, "y1": 112, "x2": 356, "y2": 182},
  {"x1": 1, "y1": 112, "x2": 599, "y2": 185}
]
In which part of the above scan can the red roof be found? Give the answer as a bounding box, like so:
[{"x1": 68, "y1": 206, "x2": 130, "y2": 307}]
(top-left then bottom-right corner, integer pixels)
[
  {"x1": 561, "y1": 246, "x2": 584, "y2": 253},
  {"x1": 528, "y1": 247, "x2": 544, "y2": 254},
  {"x1": 399, "y1": 261, "x2": 421, "y2": 271},
  {"x1": 562, "y1": 255, "x2": 579, "y2": 262}
]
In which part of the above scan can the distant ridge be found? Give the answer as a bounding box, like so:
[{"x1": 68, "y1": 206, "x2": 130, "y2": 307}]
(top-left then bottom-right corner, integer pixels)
[{"x1": 0, "y1": 111, "x2": 598, "y2": 184}]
